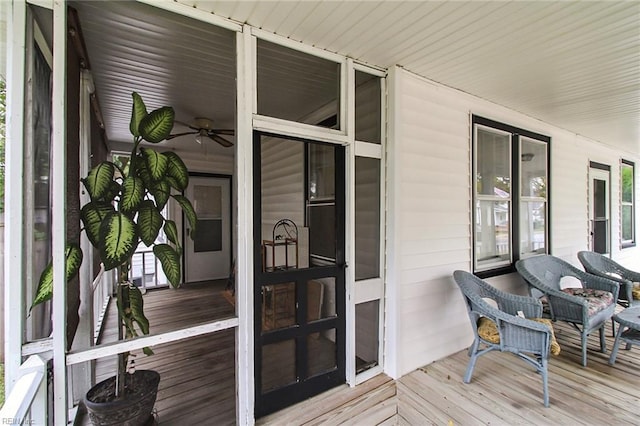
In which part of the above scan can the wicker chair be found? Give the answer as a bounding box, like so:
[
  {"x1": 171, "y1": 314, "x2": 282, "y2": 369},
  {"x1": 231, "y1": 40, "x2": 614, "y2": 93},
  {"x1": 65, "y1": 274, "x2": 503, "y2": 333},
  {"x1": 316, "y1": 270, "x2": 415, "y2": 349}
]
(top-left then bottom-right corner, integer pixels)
[
  {"x1": 515, "y1": 255, "x2": 619, "y2": 367},
  {"x1": 577, "y1": 251, "x2": 640, "y2": 309},
  {"x1": 453, "y1": 270, "x2": 552, "y2": 407}
]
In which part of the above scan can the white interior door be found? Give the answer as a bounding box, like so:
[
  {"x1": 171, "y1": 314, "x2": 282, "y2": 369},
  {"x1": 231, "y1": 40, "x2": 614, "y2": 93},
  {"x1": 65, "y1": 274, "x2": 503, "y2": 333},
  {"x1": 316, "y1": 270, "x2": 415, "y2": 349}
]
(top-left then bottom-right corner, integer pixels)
[
  {"x1": 184, "y1": 176, "x2": 231, "y2": 282},
  {"x1": 589, "y1": 166, "x2": 610, "y2": 255}
]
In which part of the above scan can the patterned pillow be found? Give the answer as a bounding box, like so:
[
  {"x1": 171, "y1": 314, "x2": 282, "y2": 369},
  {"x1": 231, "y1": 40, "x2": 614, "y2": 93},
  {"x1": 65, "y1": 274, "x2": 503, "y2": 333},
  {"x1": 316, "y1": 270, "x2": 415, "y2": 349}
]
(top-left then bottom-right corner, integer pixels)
[
  {"x1": 561, "y1": 287, "x2": 614, "y2": 316},
  {"x1": 477, "y1": 317, "x2": 560, "y2": 355},
  {"x1": 633, "y1": 282, "x2": 640, "y2": 300}
]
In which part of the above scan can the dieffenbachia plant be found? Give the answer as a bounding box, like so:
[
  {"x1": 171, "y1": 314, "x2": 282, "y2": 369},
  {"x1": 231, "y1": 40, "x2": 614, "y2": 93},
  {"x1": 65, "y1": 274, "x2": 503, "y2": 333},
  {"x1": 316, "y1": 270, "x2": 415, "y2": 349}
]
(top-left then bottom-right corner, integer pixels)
[{"x1": 32, "y1": 92, "x2": 197, "y2": 381}]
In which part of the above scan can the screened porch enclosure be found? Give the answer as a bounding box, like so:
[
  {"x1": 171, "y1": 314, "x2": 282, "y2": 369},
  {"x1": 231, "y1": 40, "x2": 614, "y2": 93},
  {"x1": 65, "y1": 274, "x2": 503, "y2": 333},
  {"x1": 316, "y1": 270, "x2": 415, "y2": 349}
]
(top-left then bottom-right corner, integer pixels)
[{"x1": 7, "y1": 0, "x2": 386, "y2": 423}]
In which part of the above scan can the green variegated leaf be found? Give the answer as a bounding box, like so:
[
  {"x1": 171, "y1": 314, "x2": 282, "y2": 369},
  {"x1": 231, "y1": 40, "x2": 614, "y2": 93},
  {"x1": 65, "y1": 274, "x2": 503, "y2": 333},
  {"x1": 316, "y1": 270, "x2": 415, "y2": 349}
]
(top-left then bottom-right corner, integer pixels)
[
  {"x1": 165, "y1": 176, "x2": 182, "y2": 192},
  {"x1": 162, "y1": 151, "x2": 189, "y2": 191},
  {"x1": 81, "y1": 202, "x2": 115, "y2": 247},
  {"x1": 173, "y1": 195, "x2": 197, "y2": 238},
  {"x1": 163, "y1": 220, "x2": 179, "y2": 246},
  {"x1": 149, "y1": 179, "x2": 170, "y2": 210},
  {"x1": 137, "y1": 200, "x2": 163, "y2": 246},
  {"x1": 32, "y1": 244, "x2": 83, "y2": 309},
  {"x1": 139, "y1": 106, "x2": 174, "y2": 143},
  {"x1": 120, "y1": 176, "x2": 144, "y2": 213},
  {"x1": 140, "y1": 148, "x2": 168, "y2": 181},
  {"x1": 128, "y1": 284, "x2": 150, "y2": 335},
  {"x1": 153, "y1": 244, "x2": 181, "y2": 287},
  {"x1": 32, "y1": 262, "x2": 52, "y2": 308},
  {"x1": 65, "y1": 243, "x2": 83, "y2": 283},
  {"x1": 82, "y1": 162, "x2": 115, "y2": 200},
  {"x1": 99, "y1": 212, "x2": 138, "y2": 270},
  {"x1": 136, "y1": 157, "x2": 153, "y2": 187},
  {"x1": 130, "y1": 92, "x2": 147, "y2": 137}
]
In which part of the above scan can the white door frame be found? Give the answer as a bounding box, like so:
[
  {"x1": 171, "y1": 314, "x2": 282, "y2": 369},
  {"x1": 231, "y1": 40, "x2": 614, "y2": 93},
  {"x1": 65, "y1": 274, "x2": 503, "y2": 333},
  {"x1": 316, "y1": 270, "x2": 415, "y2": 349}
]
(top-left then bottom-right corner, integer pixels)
[
  {"x1": 183, "y1": 174, "x2": 233, "y2": 283},
  {"x1": 588, "y1": 162, "x2": 611, "y2": 255}
]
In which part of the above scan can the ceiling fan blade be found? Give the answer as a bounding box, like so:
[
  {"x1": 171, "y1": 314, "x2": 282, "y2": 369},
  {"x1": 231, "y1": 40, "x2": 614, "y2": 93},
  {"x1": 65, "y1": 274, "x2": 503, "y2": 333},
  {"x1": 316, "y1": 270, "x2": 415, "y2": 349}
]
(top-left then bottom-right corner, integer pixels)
[
  {"x1": 166, "y1": 131, "x2": 197, "y2": 140},
  {"x1": 209, "y1": 133, "x2": 234, "y2": 147},
  {"x1": 212, "y1": 129, "x2": 235, "y2": 136},
  {"x1": 174, "y1": 120, "x2": 200, "y2": 131}
]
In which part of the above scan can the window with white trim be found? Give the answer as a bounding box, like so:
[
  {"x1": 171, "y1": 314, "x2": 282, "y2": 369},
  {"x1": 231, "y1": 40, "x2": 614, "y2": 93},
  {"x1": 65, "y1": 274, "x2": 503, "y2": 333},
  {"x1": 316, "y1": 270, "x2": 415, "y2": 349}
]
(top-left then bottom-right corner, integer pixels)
[
  {"x1": 472, "y1": 116, "x2": 550, "y2": 276},
  {"x1": 621, "y1": 159, "x2": 635, "y2": 247}
]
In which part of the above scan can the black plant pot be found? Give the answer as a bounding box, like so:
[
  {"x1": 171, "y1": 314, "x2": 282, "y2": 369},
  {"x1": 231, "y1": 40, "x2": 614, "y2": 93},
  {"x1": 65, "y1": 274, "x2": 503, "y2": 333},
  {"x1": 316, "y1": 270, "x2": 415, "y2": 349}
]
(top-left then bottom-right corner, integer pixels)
[{"x1": 85, "y1": 370, "x2": 160, "y2": 426}]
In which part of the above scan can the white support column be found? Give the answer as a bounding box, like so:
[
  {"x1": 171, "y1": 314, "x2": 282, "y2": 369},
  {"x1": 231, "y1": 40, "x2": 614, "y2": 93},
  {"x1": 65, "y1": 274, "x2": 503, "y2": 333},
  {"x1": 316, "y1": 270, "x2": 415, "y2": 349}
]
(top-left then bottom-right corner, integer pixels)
[
  {"x1": 235, "y1": 26, "x2": 255, "y2": 426},
  {"x1": 345, "y1": 58, "x2": 356, "y2": 386},
  {"x1": 383, "y1": 66, "x2": 400, "y2": 379},
  {"x1": 70, "y1": 69, "x2": 96, "y2": 404},
  {"x1": 4, "y1": 0, "x2": 27, "y2": 394},
  {"x1": 51, "y1": 1, "x2": 68, "y2": 424}
]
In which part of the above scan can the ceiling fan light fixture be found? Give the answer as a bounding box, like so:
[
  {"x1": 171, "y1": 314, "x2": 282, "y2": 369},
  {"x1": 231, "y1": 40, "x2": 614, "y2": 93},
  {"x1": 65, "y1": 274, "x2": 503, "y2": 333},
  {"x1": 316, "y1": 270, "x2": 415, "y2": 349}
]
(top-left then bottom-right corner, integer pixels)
[{"x1": 195, "y1": 129, "x2": 207, "y2": 144}]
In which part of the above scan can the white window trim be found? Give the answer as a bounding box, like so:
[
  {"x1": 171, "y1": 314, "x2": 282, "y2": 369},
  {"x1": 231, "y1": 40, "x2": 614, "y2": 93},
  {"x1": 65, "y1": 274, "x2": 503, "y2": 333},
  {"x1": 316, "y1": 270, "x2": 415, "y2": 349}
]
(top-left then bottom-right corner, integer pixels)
[
  {"x1": 472, "y1": 118, "x2": 550, "y2": 275},
  {"x1": 473, "y1": 124, "x2": 513, "y2": 272},
  {"x1": 621, "y1": 160, "x2": 635, "y2": 247},
  {"x1": 518, "y1": 137, "x2": 548, "y2": 259}
]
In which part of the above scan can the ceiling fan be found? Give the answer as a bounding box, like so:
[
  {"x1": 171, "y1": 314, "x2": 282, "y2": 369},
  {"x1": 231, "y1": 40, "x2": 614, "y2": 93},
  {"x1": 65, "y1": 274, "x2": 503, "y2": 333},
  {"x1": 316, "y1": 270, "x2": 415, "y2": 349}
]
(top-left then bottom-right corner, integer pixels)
[{"x1": 167, "y1": 117, "x2": 234, "y2": 147}]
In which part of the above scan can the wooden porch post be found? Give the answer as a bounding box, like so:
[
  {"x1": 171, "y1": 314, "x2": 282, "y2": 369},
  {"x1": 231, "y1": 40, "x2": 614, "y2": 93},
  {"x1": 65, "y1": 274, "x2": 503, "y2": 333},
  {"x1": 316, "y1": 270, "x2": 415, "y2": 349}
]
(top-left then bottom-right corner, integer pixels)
[{"x1": 51, "y1": 0, "x2": 69, "y2": 423}]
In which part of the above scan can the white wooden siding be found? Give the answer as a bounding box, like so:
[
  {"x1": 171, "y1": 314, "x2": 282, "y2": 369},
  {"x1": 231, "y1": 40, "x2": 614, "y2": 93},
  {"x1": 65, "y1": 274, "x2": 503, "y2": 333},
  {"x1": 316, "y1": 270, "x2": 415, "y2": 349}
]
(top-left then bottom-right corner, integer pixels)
[
  {"x1": 388, "y1": 67, "x2": 640, "y2": 376},
  {"x1": 260, "y1": 137, "x2": 305, "y2": 270}
]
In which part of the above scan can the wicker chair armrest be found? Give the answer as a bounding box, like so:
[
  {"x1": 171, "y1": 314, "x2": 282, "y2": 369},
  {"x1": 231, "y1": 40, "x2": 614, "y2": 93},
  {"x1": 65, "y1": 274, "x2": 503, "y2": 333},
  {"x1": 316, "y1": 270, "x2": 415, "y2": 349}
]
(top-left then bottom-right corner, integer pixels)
[
  {"x1": 577, "y1": 271, "x2": 620, "y2": 300},
  {"x1": 545, "y1": 291, "x2": 586, "y2": 321},
  {"x1": 616, "y1": 265, "x2": 640, "y2": 283},
  {"x1": 496, "y1": 293, "x2": 543, "y2": 318}
]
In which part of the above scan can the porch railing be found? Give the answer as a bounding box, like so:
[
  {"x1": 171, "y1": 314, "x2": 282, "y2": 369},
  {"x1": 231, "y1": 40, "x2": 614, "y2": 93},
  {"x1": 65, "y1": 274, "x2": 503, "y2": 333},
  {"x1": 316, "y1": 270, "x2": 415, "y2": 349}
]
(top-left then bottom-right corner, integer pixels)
[
  {"x1": 129, "y1": 248, "x2": 167, "y2": 290},
  {"x1": 0, "y1": 354, "x2": 49, "y2": 425},
  {"x1": 92, "y1": 264, "x2": 112, "y2": 345}
]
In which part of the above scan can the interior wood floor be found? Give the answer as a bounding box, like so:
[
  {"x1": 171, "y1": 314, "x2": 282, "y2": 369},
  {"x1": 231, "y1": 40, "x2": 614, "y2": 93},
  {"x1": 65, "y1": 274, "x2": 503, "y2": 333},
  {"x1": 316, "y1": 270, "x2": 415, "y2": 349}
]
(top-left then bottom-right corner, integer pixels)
[
  {"x1": 81, "y1": 284, "x2": 640, "y2": 425},
  {"x1": 83, "y1": 280, "x2": 237, "y2": 426}
]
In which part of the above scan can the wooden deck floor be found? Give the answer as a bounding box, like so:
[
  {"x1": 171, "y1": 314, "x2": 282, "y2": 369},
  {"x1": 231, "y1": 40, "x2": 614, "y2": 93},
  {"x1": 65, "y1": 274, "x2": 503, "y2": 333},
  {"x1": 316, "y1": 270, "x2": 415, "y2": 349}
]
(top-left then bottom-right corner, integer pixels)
[
  {"x1": 261, "y1": 315, "x2": 640, "y2": 425},
  {"x1": 87, "y1": 280, "x2": 237, "y2": 425},
  {"x1": 83, "y1": 283, "x2": 640, "y2": 425}
]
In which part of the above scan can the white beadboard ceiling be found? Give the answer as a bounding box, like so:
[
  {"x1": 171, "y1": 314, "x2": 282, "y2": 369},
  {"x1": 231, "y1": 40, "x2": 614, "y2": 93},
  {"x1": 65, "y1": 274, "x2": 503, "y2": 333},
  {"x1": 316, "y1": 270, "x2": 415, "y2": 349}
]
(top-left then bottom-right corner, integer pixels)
[{"x1": 71, "y1": 1, "x2": 640, "y2": 155}]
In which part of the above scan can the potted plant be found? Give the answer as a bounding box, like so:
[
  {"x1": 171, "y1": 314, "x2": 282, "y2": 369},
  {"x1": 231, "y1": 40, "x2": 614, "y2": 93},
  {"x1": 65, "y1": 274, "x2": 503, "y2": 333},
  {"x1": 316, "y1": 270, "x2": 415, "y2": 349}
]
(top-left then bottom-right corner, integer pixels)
[{"x1": 32, "y1": 92, "x2": 197, "y2": 425}]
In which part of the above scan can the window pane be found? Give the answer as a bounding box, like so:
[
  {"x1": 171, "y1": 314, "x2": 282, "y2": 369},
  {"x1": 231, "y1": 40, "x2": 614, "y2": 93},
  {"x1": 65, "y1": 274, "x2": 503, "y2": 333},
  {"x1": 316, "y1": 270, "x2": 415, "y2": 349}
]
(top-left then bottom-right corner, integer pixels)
[
  {"x1": 520, "y1": 138, "x2": 547, "y2": 198},
  {"x1": 520, "y1": 201, "x2": 546, "y2": 256},
  {"x1": 355, "y1": 157, "x2": 380, "y2": 280},
  {"x1": 594, "y1": 179, "x2": 607, "y2": 218},
  {"x1": 622, "y1": 163, "x2": 633, "y2": 203},
  {"x1": 475, "y1": 200, "x2": 511, "y2": 268},
  {"x1": 308, "y1": 204, "x2": 336, "y2": 263},
  {"x1": 257, "y1": 39, "x2": 340, "y2": 128},
  {"x1": 355, "y1": 300, "x2": 379, "y2": 374},
  {"x1": 476, "y1": 127, "x2": 510, "y2": 197},
  {"x1": 622, "y1": 205, "x2": 633, "y2": 241},
  {"x1": 355, "y1": 71, "x2": 381, "y2": 144},
  {"x1": 309, "y1": 144, "x2": 335, "y2": 200}
]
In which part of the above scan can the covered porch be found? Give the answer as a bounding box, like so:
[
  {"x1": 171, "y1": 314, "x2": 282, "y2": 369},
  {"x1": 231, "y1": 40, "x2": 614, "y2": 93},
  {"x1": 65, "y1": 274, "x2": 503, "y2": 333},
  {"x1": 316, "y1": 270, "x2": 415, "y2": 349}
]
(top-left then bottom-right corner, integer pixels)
[{"x1": 3, "y1": 1, "x2": 640, "y2": 424}]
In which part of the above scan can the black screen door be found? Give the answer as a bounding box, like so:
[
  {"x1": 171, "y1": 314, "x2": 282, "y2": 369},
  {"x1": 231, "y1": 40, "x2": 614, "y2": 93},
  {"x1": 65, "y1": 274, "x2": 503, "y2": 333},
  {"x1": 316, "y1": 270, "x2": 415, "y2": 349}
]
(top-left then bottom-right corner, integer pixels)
[{"x1": 253, "y1": 131, "x2": 346, "y2": 417}]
